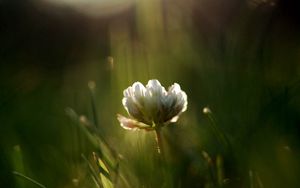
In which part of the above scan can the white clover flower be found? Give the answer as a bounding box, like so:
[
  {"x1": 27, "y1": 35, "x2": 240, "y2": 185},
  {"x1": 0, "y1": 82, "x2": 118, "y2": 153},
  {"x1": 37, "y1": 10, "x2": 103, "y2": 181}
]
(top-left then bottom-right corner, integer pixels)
[{"x1": 117, "y1": 79, "x2": 188, "y2": 131}]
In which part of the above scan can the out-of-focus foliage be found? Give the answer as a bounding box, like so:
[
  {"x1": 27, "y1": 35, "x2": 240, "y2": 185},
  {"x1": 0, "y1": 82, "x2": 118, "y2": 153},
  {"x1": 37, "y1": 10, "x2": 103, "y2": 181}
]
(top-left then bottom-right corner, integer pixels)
[{"x1": 0, "y1": 0, "x2": 300, "y2": 187}]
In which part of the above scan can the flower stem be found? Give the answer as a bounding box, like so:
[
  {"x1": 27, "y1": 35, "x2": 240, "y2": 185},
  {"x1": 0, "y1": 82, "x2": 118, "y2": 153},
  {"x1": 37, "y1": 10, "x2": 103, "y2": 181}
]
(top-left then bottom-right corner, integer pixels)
[{"x1": 155, "y1": 128, "x2": 163, "y2": 154}]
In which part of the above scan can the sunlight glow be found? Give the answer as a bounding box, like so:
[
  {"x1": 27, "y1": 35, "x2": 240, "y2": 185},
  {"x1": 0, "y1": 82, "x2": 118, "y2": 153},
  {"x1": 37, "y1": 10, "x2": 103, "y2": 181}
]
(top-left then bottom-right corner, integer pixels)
[{"x1": 41, "y1": 0, "x2": 135, "y2": 17}]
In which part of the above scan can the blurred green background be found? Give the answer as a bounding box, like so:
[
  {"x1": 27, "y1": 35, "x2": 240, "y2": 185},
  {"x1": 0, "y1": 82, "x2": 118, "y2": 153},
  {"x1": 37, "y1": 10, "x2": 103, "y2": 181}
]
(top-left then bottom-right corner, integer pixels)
[{"x1": 1, "y1": 0, "x2": 300, "y2": 187}]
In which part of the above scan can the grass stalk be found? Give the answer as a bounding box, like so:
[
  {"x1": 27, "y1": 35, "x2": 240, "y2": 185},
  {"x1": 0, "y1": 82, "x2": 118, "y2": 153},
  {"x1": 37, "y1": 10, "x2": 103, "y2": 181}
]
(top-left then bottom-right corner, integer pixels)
[{"x1": 13, "y1": 171, "x2": 47, "y2": 188}]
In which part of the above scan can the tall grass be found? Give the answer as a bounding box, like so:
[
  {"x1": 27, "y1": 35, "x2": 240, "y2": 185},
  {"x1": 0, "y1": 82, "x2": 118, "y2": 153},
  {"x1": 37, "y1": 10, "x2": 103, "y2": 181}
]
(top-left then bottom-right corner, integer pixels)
[{"x1": 1, "y1": 0, "x2": 300, "y2": 187}]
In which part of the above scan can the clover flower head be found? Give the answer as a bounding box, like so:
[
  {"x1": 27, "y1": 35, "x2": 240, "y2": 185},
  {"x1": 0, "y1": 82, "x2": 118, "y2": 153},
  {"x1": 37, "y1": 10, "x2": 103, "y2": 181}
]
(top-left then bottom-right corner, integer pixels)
[{"x1": 117, "y1": 79, "x2": 188, "y2": 131}]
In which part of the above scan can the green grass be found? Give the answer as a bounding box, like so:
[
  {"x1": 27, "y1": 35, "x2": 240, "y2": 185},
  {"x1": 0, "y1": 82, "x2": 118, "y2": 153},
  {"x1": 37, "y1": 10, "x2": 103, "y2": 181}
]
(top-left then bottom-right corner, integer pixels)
[{"x1": 1, "y1": 0, "x2": 300, "y2": 187}]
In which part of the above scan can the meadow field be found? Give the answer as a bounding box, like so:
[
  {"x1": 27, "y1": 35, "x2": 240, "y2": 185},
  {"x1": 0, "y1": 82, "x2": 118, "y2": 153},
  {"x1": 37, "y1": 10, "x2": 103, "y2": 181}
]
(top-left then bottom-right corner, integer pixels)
[{"x1": 1, "y1": 0, "x2": 300, "y2": 187}]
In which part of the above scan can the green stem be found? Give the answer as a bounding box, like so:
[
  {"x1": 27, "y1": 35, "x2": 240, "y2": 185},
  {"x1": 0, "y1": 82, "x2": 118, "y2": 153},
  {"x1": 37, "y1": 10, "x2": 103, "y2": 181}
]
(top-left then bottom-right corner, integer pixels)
[{"x1": 155, "y1": 128, "x2": 163, "y2": 154}]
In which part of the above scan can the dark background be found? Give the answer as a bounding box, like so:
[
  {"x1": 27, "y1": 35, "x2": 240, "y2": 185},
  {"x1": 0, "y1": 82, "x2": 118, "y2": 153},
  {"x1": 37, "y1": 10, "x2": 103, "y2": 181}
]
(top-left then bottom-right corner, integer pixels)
[{"x1": 1, "y1": 0, "x2": 300, "y2": 187}]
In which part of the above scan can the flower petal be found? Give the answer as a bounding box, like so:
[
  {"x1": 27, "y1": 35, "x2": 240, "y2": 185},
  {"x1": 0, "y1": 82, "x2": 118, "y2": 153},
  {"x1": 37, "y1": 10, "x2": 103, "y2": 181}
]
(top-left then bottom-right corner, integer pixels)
[
  {"x1": 122, "y1": 98, "x2": 140, "y2": 116},
  {"x1": 161, "y1": 83, "x2": 188, "y2": 122},
  {"x1": 146, "y1": 79, "x2": 167, "y2": 96},
  {"x1": 132, "y1": 82, "x2": 146, "y2": 99},
  {"x1": 168, "y1": 83, "x2": 181, "y2": 95},
  {"x1": 169, "y1": 83, "x2": 188, "y2": 112},
  {"x1": 169, "y1": 115, "x2": 179, "y2": 123},
  {"x1": 119, "y1": 79, "x2": 188, "y2": 129},
  {"x1": 122, "y1": 82, "x2": 147, "y2": 122},
  {"x1": 176, "y1": 91, "x2": 188, "y2": 113},
  {"x1": 117, "y1": 114, "x2": 153, "y2": 131}
]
